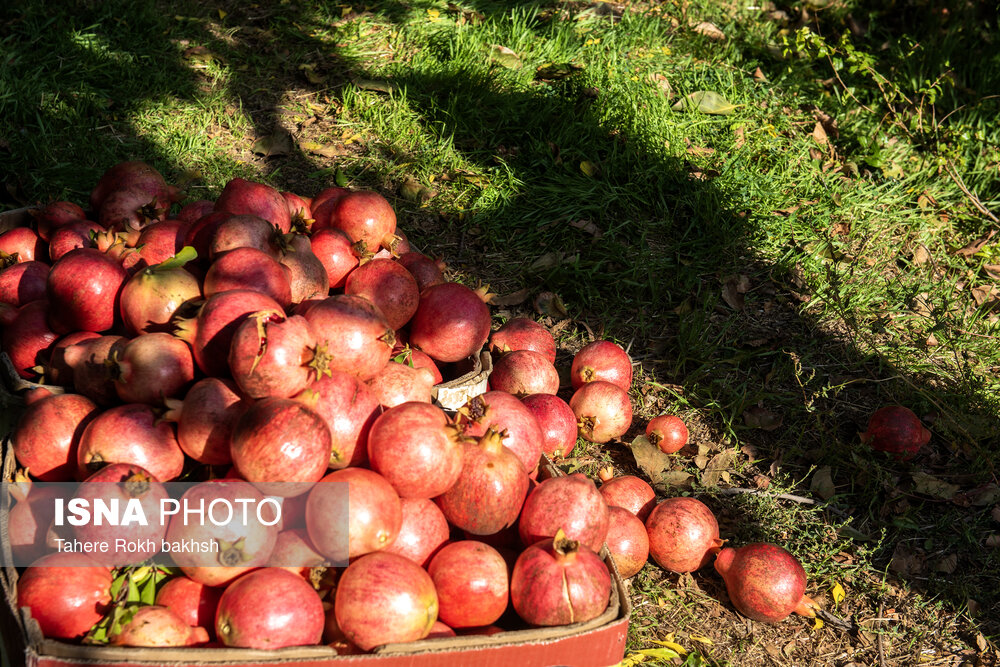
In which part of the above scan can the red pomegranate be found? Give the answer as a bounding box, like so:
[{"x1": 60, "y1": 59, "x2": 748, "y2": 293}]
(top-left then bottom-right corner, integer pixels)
[
  {"x1": 390, "y1": 344, "x2": 443, "y2": 384},
  {"x1": 646, "y1": 415, "x2": 689, "y2": 454},
  {"x1": 428, "y1": 541, "x2": 509, "y2": 628},
  {"x1": 9, "y1": 486, "x2": 60, "y2": 563},
  {"x1": 17, "y1": 552, "x2": 113, "y2": 640},
  {"x1": 410, "y1": 282, "x2": 491, "y2": 363},
  {"x1": 156, "y1": 576, "x2": 224, "y2": 630},
  {"x1": 176, "y1": 199, "x2": 215, "y2": 224},
  {"x1": 90, "y1": 161, "x2": 173, "y2": 213},
  {"x1": 714, "y1": 543, "x2": 820, "y2": 623},
  {"x1": 510, "y1": 531, "x2": 611, "y2": 627},
  {"x1": 311, "y1": 186, "x2": 349, "y2": 213},
  {"x1": 860, "y1": 405, "x2": 931, "y2": 459},
  {"x1": 184, "y1": 211, "x2": 232, "y2": 263},
  {"x1": 46, "y1": 247, "x2": 127, "y2": 333},
  {"x1": 599, "y1": 475, "x2": 656, "y2": 521},
  {"x1": 383, "y1": 497, "x2": 450, "y2": 568},
  {"x1": 282, "y1": 191, "x2": 313, "y2": 226},
  {"x1": 68, "y1": 335, "x2": 126, "y2": 406},
  {"x1": 294, "y1": 370, "x2": 379, "y2": 469},
  {"x1": 570, "y1": 380, "x2": 633, "y2": 444},
  {"x1": 306, "y1": 468, "x2": 402, "y2": 560},
  {"x1": 13, "y1": 392, "x2": 97, "y2": 481},
  {"x1": 521, "y1": 393, "x2": 577, "y2": 458},
  {"x1": 396, "y1": 252, "x2": 445, "y2": 291},
  {"x1": 570, "y1": 340, "x2": 633, "y2": 391},
  {"x1": 301, "y1": 294, "x2": 394, "y2": 381},
  {"x1": 266, "y1": 528, "x2": 327, "y2": 575},
  {"x1": 489, "y1": 317, "x2": 557, "y2": 363},
  {"x1": 334, "y1": 552, "x2": 438, "y2": 651},
  {"x1": 44, "y1": 330, "x2": 101, "y2": 387},
  {"x1": 489, "y1": 349, "x2": 560, "y2": 397},
  {"x1": 110, "y1": 606, "x2": 209, "y2": 647},
  {"x1": 605, "y1": 506, "x2": 649, "y2": 578},
  {"x1": 99, "y1": 185, "x2": 168, "y2": 231},
  {"x1": 320, "y1": 189, "x2": 397, "y2": 254},
  {"x1": 0, "y1": 260, "x2": 49, "y2": 308},
  {"x1": 518, "y1": 473, "x2": 610, "y2": 553},
  {"x1": 208, "y1": 214, "x2": 279, "y2": 259},
  {"x1": 0, "y1": 227, "x2": 45, "y2": 263},
  {"x1": 31, "y1": 200, "x2": 87, "y2": 241},
  {"x1": 228, "y1": 310, "x2": 318, "y2": 399},
  {"x1": 119, "y1": 250, "x2": 202, "y2": 335},
  {"x1": 214, "y1": 178, "x2": 292, "y2": 233},
  {"x1": 278, "y1": 233, "x2": 328, "y2": 304},
  {"x1": 76, "y1": 403, "x2": 185, "y2": 482},
  {"x1": 365, "y1": 360, "x2": 437, "y2": 408},
  {"x1": 203, "y1": 246, "x2": 293, "y2": 307},
  {"x1": 2, "y1": 300, "x2": 59, "y2": 379},
  {"x1": 163, "y1": 377, "x2": 246, "y2": 465},
  {"x1": 182, "y1": 289, "x2": 283, "y2": 378},
  {"x1": 216, "y1": 568, "x2": 324, "y2": 647},
  {"x1": 309, "y1": 228, "x2": 359, "y2": 289},
  {"x1": 458, "y1": 391, "x2": 544, "y2": 474},
  {"x1": 344, "y1": 258, "x2": 419, "y2": 330},
  {"x1": 645, "y1": 497, "x2": 723, "y2": 573},
  {"x1": 110, "y1": 332, "x2": 195, "y2": 404}
]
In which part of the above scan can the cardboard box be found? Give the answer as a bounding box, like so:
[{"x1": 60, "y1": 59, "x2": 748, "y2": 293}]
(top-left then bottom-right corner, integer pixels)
[{"x1": 0, "y1": 203, "x2": 630, "y2": 665}]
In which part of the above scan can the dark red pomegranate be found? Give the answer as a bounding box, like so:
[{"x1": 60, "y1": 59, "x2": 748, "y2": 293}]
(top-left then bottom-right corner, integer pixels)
[
  {"x1": 310, "y1": 186, "x2": 349, "y2": 214},
  {"x1": 0, "y1": 260, "x2": 49, "y2": 308},
  {"x1": 428, "y1": 541, "x2": 509, "y2": 629},
  {"x1": 110, "y1": 333, "x2": 195, "y2": 404},
  {"x1": 647, "y1": 414, "x2": 689, "y2": 454},
  {"x1": 489, "y1": 349, "x2": 560, "y2": 397},
  {"x1": 164, "y1": 378, "x2": 246, "y2": 465},
  {"x1": 184, "y1": 211, "x2": 231, "y2": 262},
  {"x1": 320, "y1": 190, "x2": 397, "y2": 254},
  {"x1": 31, "y1": 200, "x2": 87, "y2": 241},
  {"x1": 278, "y1": 233, "x2": 328, "y2": 304},
  {"x1": 334, "y1": 552, "x2": 438, "y2": 651},
  {"x1": 13, "y1": 392, "x2": 97, "y2": 481},
  {"x1": 383, "y1": 497, "x2": 450, "y2": 568},
  {"x1": 436, "y1": 428, "x2": 529, "y2": 535},
  {"x1": 645, "y1": 497, "x2": 723, "y2": 573},
  {"x1": 135, "y1": 220, "x2": 190, "y2": 266},
  {"x1": 510, "y1": 531, "x2": 611, "y2": 627},
  {"x1": 111, "y1": 606, "x2": 209, "y2": 647},
  {"x1": 860, "y1": 405, "x2": 931, "y2": 459},
  {"x1": 46, "y1": 247, "x2": 127, "y2": 333},
  {"x1": 44, "y1": 330, "x2": 100, "y2": 387},
  {"x1": 714, "y1": 543, "x2": 820, "y2": 623},
  {"x1": 294, "y1": 370, "x2": 379, "y2": 469},
  {"x1": 489, "y1": 318, "x2": 557, "y2": 363},
  {"x1": 166, "y1": 480, "x2": 279, "y2": 587},
  {"x1": 231, "y1": 397, "x2": 331, "y2": 496},
  {"x1": 99, "y1": 185, "x2": 168, "y2": 231},
  {"x1": 0, "y1": 227, "x2": 45, "y2": 262},
  {"x1": 518, "y1": 473, "x2": 610, "y2": 553},
  {"x1": 90, "y1": 161, "x2": 173, "y2": 213},
  {"x1": 208, "y1": 214, "x2": 279, "y2": 259},
  {"x1": 216, "y1": 568, "x2": 324, "y2": 648},
  {"x1": 366, "y1": 360, "x2": 437, "y2": 408},
  {"x1": 570, "y1": 340, "x2": 633, "y2": 391},
  {"x1": 396, "y1": 252, "x2": 445, "y2": 291},
  {"x1": 301, "y1": 294, "x2": 394, "y2": 381},
  {"x1": 367, "y1": 402, "x2": 464, "y2": 498},
  {"x1": 228, "y1": 310, "x2": 318, "y2": 399},
  {"x1": 76, "y1": 403, "x2": 185, "y2": 482},
  {"x1": 605, "y1": 506, "x2": 649, "y2": 578},
  {"x1": 306, "y1": 468, "x2": 402, "y2": 560},
  {"x1": 599, "y1": 474, "x2": 656, "y2": 521},
  {"x1": 176, "y1": 199, "x2": 216, "y2": 224},
  {"x1": 309, "y1": 228, "x2": 359, "y2": 289},
  {"x1": 344, "y1": 258, "x2": 419, "y2": 330},
  {"x1": 156, "y1": 576, "x2": 224, "y2": 631},
  {"x1": 570, "y1": 380, "x2": 633, "y2": 444},
  {"x1": 410, "y1": 282, "x2": 491, "y2": 363},
  {"x1": 183, "y1": 289, "x2": 283, "y2": 377},
  {"x1": 521, "y1": 393, "x2": 577, "y2": 458},
  {"x1": 16, "y1": 552, "x2": 112, "y2": 640},
  {"x1": 47, "y1": 219, "x2": 103, "y2": 262},
  {"x1": 203, "y1": 246, "x2": 292, "y2": 307},
  {"x1": 119, "y1": 249, "x2": 202, "y2": 335},
  {"x1": 2, "y1": 300, "x2": 59, "y2": 379},
  {"x1": 458, "y1": 391, "x2": 544, "y2": 474},
  {"x1": 215, "y1": 178, "x2": 292, "y2": 233},
  {"x1": 68, "y1": 334, "x2": 126, "y2": 406}
]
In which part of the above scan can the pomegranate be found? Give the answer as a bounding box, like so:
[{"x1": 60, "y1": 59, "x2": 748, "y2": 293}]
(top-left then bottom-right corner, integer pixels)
[
  {"x1": 215, "y1": 178, "x2": 292, "y2": 233},
  {"x1": 458, "y1": 391, "x2": 544, "y2": 473},
  {"x1": 31, "y1": 200, "x2": 87, "y2": 241},
  {"x1": 311, "y1": 186, "x2": 349, "y2": 214},
  {"x1": 427, "y1": 621, "x2": 456, "y2": 638},
  {"x1": 307, "y1": 468, "x2": 402, "y2": 560},
  {"x1": 99, "y1": 185, "x2": 168, "y2": 230},
  {"x1": 69, "y1": 335, "x2": 127, "y2": 406},
  {"x1": 47, "y1": 219, "x2": 103, "y2": 261},
  {"x1": 0, "y1": 260, "x2": 49, "y2": 308},
  {"x1": 278, "y1": 233, "x2": 328, "y2": 303},
  {"x1": 436, "y1": 428, "x2": 529, "y2": 535},
  {"x1": 570, "y1": 340, "x2": 633, "y2": 391},
  {"x1": 334, "y1": 552, "x2": 438, "y2": 651},
  {"x1": 383, "y1": 497, "x2": 450, "y2": 567},
  {"x1": 309, "y1": 228, "x2": 358, "y2": 288},
  {"x1": 163, "y1": 377, "x2": 246, "y2": 465},
  {"x1": 645, "y1": 497, "x2": 723, "y2": 573},
  {"x1": 489, "y1": 349, "x2": 560, "y2": 397},
  {"x1": 182, "y1": 289, "x2": 284, "y2": 378},
  {"x1": 204, "y1": 246, "x2": 293, "y2": 307},
  {"x1": 570, "y1": 380, "x2": 633, "y2": 444},
  {"x1": 184, "y1": 211, "x2": 232, "y2": 262},
  {"x1": 135, "y1": 220, "x2": 190, "y2": 266},
  {"x1": 646, "y1": 415, "x2": 689, "y2": 454},
  {"x1": 73, "y1": 463, "x2": 170, "y2": 566},
  {"x1": 119, "y1": 247, "x2": 202, "y2": 334},
  {"x1": 510, "y1": 531, "x2": 611, "y2": 626},
  {"x1": 110, "y1": 332, "x2": 195, "y2": 404},
  {"x1": 45, "y1": 330, "x2": 101, "y2": 387},
  {"x1": 2, "y1": 300, "x2": 59, "y2": 379},
  {"x1": 301, "y1": 294, "x2": 394, "y2": 380},
  {"x1": 860, "y1": 405, "x2": 931, "y2": 459},
  {"x1": 76, "y1": 403, "x2": 185, "y2": 481},
  {"x1": 16, "y1": 552, "x2": 112, "y2": 640},
  {"x1": 366, "y1": 360, "x2": 437, "y2": 408},
  {"x1": 0, "y1": 227, "x2": 45, "y2": 262},
  {"x1": 90, "y1": 161, "x2": 173, "y2": 213},
  {"x1": 230, "y1": 397, "x2": 332, "y2": 496},
  {"x1": 267, "y1": 528, "x2": 327, "y2": 575},
  {"x1": 294, "y1": 370, "x2": 379, "y2": 469},
  {"x1": 428, "y1": 541, "x2": 509, "y2": 628},
  {"x1": 714, "y1": 543, "x2": 820, "y2": 623},
  {"x1": 46, "y1": 247, "x2": 127, "y2": 333},
  {"x1": 489, "y1": 317, "x2": 557, "y2": 363},
  {"x1": 156, "y1": 576, "x2": 224, "y2": 630},
  {"x1": 228, "y1": 310, "x2": 318, "y2": 399},
  {"x1": 177, "y1": 199, "x2": 216, "y2": 224},
  {"x1": 344, "y1": 258, "x2": 419, "y2": 330},
  {"x1": 166, "y1": 480, "x2": 279, "y2": 587},
  {"x1": 518, "y1": 473, "x2": 610, "y2": 553},
  {"x1": 410, "y1": 282, "x2": 491, "y2": 363},
  {"x1": 521, "y1": 393, "x2": 577, "y2": 458},
  {"x1": 367, "y1": 402, "x2": 464, "y2": 498},
  {"x1": 605, "y1": 506, "x2": 649, "y2": 578},
  {"x1": 216, "y1": 568, "x2": 324, "y2": 647},
  {"x1": 391, "y1": 344, "x2": 443, "y2": 384},
  {"x1": 12, "y1": 392, "x2": 97, "y2": 481},
  {"x1": 320, "y1": 189, "x2": 397, "y2": 254},
  {"x1": 111, "y1": 606, "x2": 209, "y2": 647},
  {"x1": 9, "y1": 486, "x2": 60, "y2": 563},
  {"x1": 396, "y1": 252, "x2": 445, "y2": 291},
  {"x1": 599, "y1": 475, "x2": 656, "y2": 521},
  {"x1": 282, "y1": 191, "x2": 313, "y2": 227},
  {"x1": 208, "y1": 214, "x2": 279, "y2": 259}
]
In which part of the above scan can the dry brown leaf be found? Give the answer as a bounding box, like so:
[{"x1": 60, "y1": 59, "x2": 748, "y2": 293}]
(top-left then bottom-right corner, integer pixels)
[
  {"x1": 954, "y1": 231, "x2": 996, "y2": 258},
  {"x1": 986, "y1": 534, "x2": 1000, "y2": 548},
  {"x1": 912, "y1": 472, "x2": 959, "y2": 500},
  {"x1": 971, "y1": 285, "x2": 997, "y2": 306},
  {"x1": 810, "y1": 466, "x2": 835, "y2": 500},
  {"x1": 252, "y1": 129, "x2": 293, "y2": 157},
  {"x1": 764, "y1": 644, "x2": 782, "y2": 660},
  {"x1": 648, "y1": 72, "x2": 673, "y2": 99},
  {"x1": 530, "y1": 251, "x2": 578, "y2": 271},
  {"x1": 976, "y1": 633, "x2": 989, "y2": 652},
  {"x1": 490, "y1": 287, "x2": 532, "y2": 307},
  {"x1": 984, "y1": 264, "x2": 1000, "y2": 280},
  {"x1": 753, "y1": 67, "x2": 767, "y2": 82},
  {"x1": 912, "y1": 244, "x2": 932, "y2": 265},
  {"x1": 743, "y1": 405, "x2": 783, "y2": 431},
  {"x1": 568, "y1": 219, "x2": 603, "y2": 240},
  {"x1": 686, "y1": 143, "x2": 715, "y2": 157},
  {"x1": 534, "y1": 292, "x2": 569, "y2": 318},
  {"x1": 889, "y1": 543, "x2": 925, "y2": 576},
  {"x1": 692, "y1": 21, "x2": 725, "y2": 40},
  {"x1": 811, "y1": 121, "x2": 828, "y2": 146},
  {"x1": 809, "y1": 147, "x2": 824, "y2": 161},
  {"x1": 910, "y1": 292, "x2": 933, "y2": 317},
  {"x1": 734, "y1": 126, "x2": 745, "y2": 150},
  {"x1": 630, "y1": 435, "x2": 692, "y2": 489},
  {"x1": 701, "y1": 449, "x2": 737, "y2": 487},
  {"x1": 721, "y1": 275, "x2": 749, "y2": 310},
  {"x1": 693, "y1": 455, "x2": 709, "y2": 470},
  {"x1": 934, "y1": 553, "x2": 958, "y2": 574}
]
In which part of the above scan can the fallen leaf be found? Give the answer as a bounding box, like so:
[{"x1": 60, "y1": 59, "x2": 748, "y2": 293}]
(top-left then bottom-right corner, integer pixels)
[
  {"x1": 971, "y1": 285, "x2": 997, "y2": 307},
  {"x1": 490, "y1": 44, "x2": 522, "y2": 69},
  {"x1": 354, "y1": 78, "x2": 398, "y2": 94},
  {"x1": 734, "y1": 126, "x2": 745, "y2": 150},
  {"x1": 297, "y1": 140, "x2": 348, "y2": 158},
  {"x1": 743, "y1": 405, "x2": 783, "y2": 431},
  {"x1": 691, "y1": 21, "x2": 726, "y2": 40},
  {"x1": 934, "y1": 553, "x2": 958, "y2": 574},
  {"x1": 812, "y1": 121, "x2": 828, "y2": 146},
  {"x1": 912, "y1": 244, "x2": 931, "y2": 265},
  {"x1": 399, "y1": 176, "x2": 436, "y2": 203},
  {"x1": 252, "y1": 130, "x2": 292, "y2": 157},
  {"x1": 986, "y1": 534, "x2": 1000, "y2": 548},
  {"x1": 984, "y1": 264, "x2": 1000, "y2": 280},
  {"x1": 631, "y1": 435, "x2": 692, "y2": 489},
  {"x1": 954, "y1": 231, "x2": 995, "y2": 258},
  {"x1": 910, "y1": 292, "x2": 933, "y2": 317},
  {"x1": 912, "y1": 472, "x2": 960, "y2": 500},
  {"x1": 534, "y1": 292, "x2": 569, "y2": 318},
  {"x1": 530, "y1": 251, "x2": 578, "y2": 271},
  {"x1": 810, "y1": 466, "x2": 835, "y2": 500},
  {"x1": 721, "y1": 275, "x2": 749, "y2": 310},
  {"x1": 753, "y1": 66, "x2": 767, "y2": 81},
  {"x1": 672, "y1": 91, "x2": 736, "y2": 115},
  {"x1": 812, "y1": 617, "x2": 825, "y2": 630},
  {"x1": 889, "y1": 543, "x2": 924, "y2": 576},
  {"x1": 701, "y1": 448, "x2": 736, "y2": 487},
  {"x1": 976, "y1": 633, "x2": 989, "y2": 652},
  {"x1": 648, "y1": 72, "x2": 673, "y2": 98},
  {"x1": 764, "y1": 644, "x2": 782, "y2": 659},
  {"x1": 490, "y1": 288, "x2": 532, "y2": 307},
  {"x1": 685, "y1": 143, "x2": 715, "y2": 157},
  {"x1": 830, "y1": 582, "x2": 845, "y2": 605},
  {"x1": 183, "y1": 45, "x2": 215, "y2": 68},
  {"x1": 580, "y1": 160, "x2": 600, "y2": 177},
  {"x1": 298, "y1": 63, "x2": 324, "y2": 85},
  {"x1": 568, "y1": 219, "x2": 603, "y2": 240},
  {"x1": 426, "y1": 8, "x2": 441, "y2": 21},
  {"x1": 535, "y1": 62, "x2": 584, "y2": 81},
  {"x1": 651, "y1": 637, "x2": 687, "y2": 656}
]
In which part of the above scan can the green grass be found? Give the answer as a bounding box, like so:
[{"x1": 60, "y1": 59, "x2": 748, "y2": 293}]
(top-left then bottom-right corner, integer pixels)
[{"x1": 2, "y1": 0, "x2": 1000, "y2": 663}]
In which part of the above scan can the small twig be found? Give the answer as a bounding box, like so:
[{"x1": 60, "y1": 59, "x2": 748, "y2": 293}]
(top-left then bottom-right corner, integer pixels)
[
  {"x1": 715, "y1": 487, "x2": 817, "y2": 505},
  {"x1": 877, "y1": 602, "x2": 887, "y2": 667},
  {"x1": 945, "y1": 161, "x2": 1000, "y2": 224}
]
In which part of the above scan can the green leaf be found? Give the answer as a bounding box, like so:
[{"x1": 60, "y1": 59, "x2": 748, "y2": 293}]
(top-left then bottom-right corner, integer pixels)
[
  {"x1": 139, "y1": 575, "x2": 157, "y2": 605},
  {"x1": 154, "y1": 245, "x2": 197, "y2": 272},
  {"x1": 126, "y1": 577, "x2": 141, "y2": 603},
  {"x1": 335, "y1": 168, "x2": 349, "y2": 187},
  {"x1": 671, "y1": 91, "x2": 737, "y2": 115},
  {"x1": 353, "y1": 78, "x2": 398, "y2": 94}
]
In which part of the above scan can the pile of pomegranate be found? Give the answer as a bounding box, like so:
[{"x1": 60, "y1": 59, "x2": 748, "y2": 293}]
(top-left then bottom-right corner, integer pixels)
[{"x1": 0, "y1": 160, "x2": 857, "y2": 651}]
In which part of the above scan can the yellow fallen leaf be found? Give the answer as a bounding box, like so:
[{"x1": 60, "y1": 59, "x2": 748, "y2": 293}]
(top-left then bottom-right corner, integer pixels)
[
  {"x1": 218, "y1": 9, "x2": 227, "y2": 19},
  {"x1": 831, "y1": 581, "x2": 845, "y2": 605},
  {"x1": 427, "y1": 8, "x2": 440, "y2": 21},
  {"x1": 813, "y1": 617, "x2": 825, "y2": 630},
  {"x1": 651, "y1": 639, "x2": 687, "y2": 656},
  {"x1": 689, "y1": 635, "x2": 714, "y2": 645},
  {"x1": 580, "y1": 160, "x2": 599, "y2": 177}
]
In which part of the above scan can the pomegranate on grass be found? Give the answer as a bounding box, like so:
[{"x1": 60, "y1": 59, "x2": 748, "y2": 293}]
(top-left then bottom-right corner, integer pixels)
[
  {"x1": 2, "y1": 300, "x2": 58, "y2": 380},
  {"x1": 646, "y1": 414, "x2": 689, "y2": 454},
  {"x1": 714, "y1": 543, "x2": 820, "y2": 623},
  {"x1": 409, "y1": 282, "x2": 491, "y2": 363},
  {"x1": 489, "y1": 317, "x2": 556, "y2": 363},
  {"x1": 216, "y1": 568, "x2": 324, "y2": 648},
  {"x1": 510, "y1": 530, "x2": 611, "y2": 627},
  {"x1": 428, "y1": 541, "x2": 509, "y2": 628},
  {"x1": 489, "y1": 349, "x2": 560, "y2": 397},
  {"x1": 570, "y1": 380, "x2": 633, "y2": 444},
  {"x1": 645, "y1": 497, "x2": 723, "y2": 573},
  {"x1": 17, "y1": 552, "x2": 112, "y2": 640},
  {"x1": 518, "y1": 473, "x2": 610, "y2": 553},
  {"x1": 570, "y1": 340, "x2": 633, "y2": 391},
  {"x1": 396, "y1": 252, "x2": 445, "y2": 291},
  {"x1": 599, "y1": 474, "x2": 656, "y2": 521},
  {"x1": 320, "y1": 189, "x2": 397, "y2": 254},
  {"x1": 309, "y1": 228, "x2": 358, "y2": 289},
  {"x1": 860, "y1": 405, "x2": 931, "y2": 459}
]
